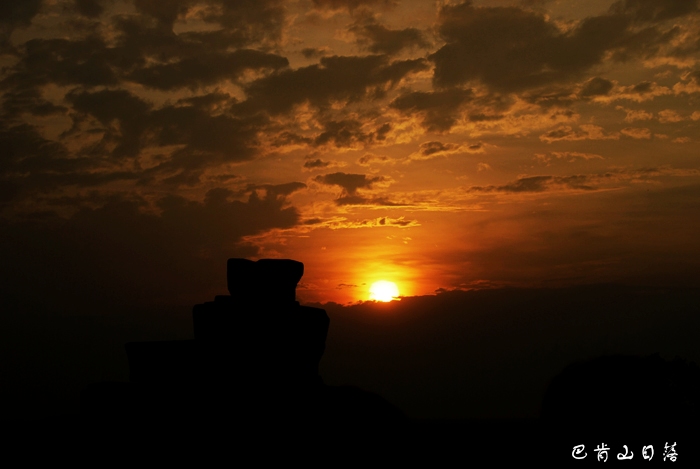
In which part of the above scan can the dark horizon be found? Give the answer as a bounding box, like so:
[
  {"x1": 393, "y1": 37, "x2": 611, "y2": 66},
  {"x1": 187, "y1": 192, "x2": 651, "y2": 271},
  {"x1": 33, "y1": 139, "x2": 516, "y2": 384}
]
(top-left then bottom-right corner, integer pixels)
[{"x1": 4, "y1": 281, "x2": 699, "y2": 421}]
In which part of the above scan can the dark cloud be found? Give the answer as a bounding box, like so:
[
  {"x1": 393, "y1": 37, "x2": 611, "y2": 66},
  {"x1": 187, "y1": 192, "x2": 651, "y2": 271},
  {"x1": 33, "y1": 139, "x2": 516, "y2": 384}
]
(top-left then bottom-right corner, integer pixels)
[
  {"x1": 467, "y1": 175, "x2": 595, "y2": 193},
  {"x1": 68, "y1": 89, "x2": 150, "y2": 127},
  {"x1": 1, "y1": 87, "x2": 67, "y2": 119},
  {"x1": 2, "y1": 37, "x2": 120, "y2": 89},
  {"x1": 176, "y1": 92, "x2": 235, "y2": 112},
  {"x1": 131, "y1": 0, "x2": 286, "y2": 45},
  {"x1": 0, "y1": 0, "x2": 42, "y2": 51},
  {"x1": 129, "y1": 49, "x2": 288, "y2": 91},
  {"x1": 301, "y1": 47, "x2": 328, "y2": 59},
  {"x1": 382, "y1": 216, "x2": 414, "y2": 226},
  {"x1": 430, "y1": 2, "x2": 677, "y2": 92},
  {"x1": 539, "y1": 124, "x2": 618, "y2": 143},
  {"x1": 526, "y1": 76, "x2": 614, "y2": 108},
  {"x1": 312, "y1": 0, "x2": 397, "y2": 12},
  {"x1": 688, "y1": 70, "x2": 700, "y2": 85},
  {"x1": 335, "y1": 195, "x2": 404, "y2": 206},
  {"x1": 0, "y1": 123, "x2": 128, "y2": 203},
  {"x1": 632, "y1": 81, "x2": 653, "y2": 93},
  {"x1": 147, "y1": 105, "x2": 265, "y2": 169},
  {"x1": 311, "y1": 172, "x2": 402, "y2": 205},
  {"x1": 311, "y1": 119, "x2": 390, "y2": 149},
  {"x1": 67, "y1": 89, "x2": 150, "y2": 158},
  {"x1": 272, "y1": 132, "x2": 313, "y2": 148},
  {"x1": 304, "y1": 158, "x2": 331, "y2": 169},
  {"x1": 132, "y1": 0, "x2": 193, "y2": 27},
  {"x1": 65, "y1": 89, "x2": 263, "y2": 168},
  {"x1": 419, "y1": 141, "x2": 459, "y2": 157},
  {"x1": 357, "y1": 153, "x2": 389, "y2": 165},
  {"x1": 251, "y1": 182, "x2": 307, "y2": 197},
  {"x1": 611, "y1": 0, "x2": 699, "y2": 23},
  {"x1": 313, "y1": 119, "x2": 368, "y2": 148},
  {"x1": 0, "y1": 88, "x2": 264, "y2": 197},
  {"x1": 0, "y1": 2, "x2": 285, "y2": 92},
  {"x1": 351, "y1": 17, "x2": 429, "y2": 55},
  {"x1": 0, "y1": 187, "x2": 302, "y2": 317},
  {"x1": 0, "y1": 0, "x2": 42, "y2": 25},
  {"x1": 75, "y1": 0, "x2": 106, "y2": 18},
  {"x1": 580, "y1": 77, "x2": 614, "y2": 97},
  {"x1": 314, "y1": 172, "x2": 384, "y2": 196},
  {"x1": 241, "y1": 55, "x2": 428, "y2": 115},
  {"x1": 390, "y1": 88, "x2": 474, "y2": 131}
]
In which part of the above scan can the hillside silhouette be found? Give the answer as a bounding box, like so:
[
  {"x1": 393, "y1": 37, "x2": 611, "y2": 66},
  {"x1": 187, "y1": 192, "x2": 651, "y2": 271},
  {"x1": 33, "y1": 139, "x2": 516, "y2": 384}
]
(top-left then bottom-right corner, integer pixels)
[{"x1": 4, "y1": 260, "x2": 699, "y2": 463}]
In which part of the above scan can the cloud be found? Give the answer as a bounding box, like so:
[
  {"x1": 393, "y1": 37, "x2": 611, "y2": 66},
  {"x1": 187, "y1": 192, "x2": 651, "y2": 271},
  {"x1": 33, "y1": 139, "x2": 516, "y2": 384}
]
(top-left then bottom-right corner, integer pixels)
[
  {"x1": 313, "y1": 172, "x2": 402, "y2": 206},
  {"x1": 0, "y1": 185, "x2": 304, "y2": 314},
  {"x1": 249, "y1": 182, "x2": 307, "y2": 197},
  {"x1": 133, "y1": 0, "x2": 287, "y2": 45},
  {"x1": 3, "y1": 36, "x2": 121, "y2": 89},
  {"x1": 611, "y1": 0, "x2": 700, "y2": 23},
  {"x1": 579, "y1": 77, "x2": 615, "y2": 97},
  {"x1": 75, "y1": 0, "x2": 105, "y2": 18},
  {"x1": 390, "y1": 88, "x2": 474, "y2": 132},
  {"x1": 303, "y1": 158, "x2": 332, "y2": 170},
  {"x1": 604, "y1": 81, "x2": 673, "y2": 102},
  {"x1": 301, "y1": 47, "x2": 330, "y2": 59},
  {"x1": 312, "y1": 119, "x2": 391, "y2": 149},
  {"x1": 313, "y1": 172, "x2": 385, "y2": 195},
  {"x1": 0, "y1": 0, "x2": 43, "y2": 51},
  {"x1": 431, "y1": 3, "x2": 618, "y2": 91},
  {"x1": 620, "y1": 127, "x2": 652, "y2": 139},
  {"x1": 540, "y1": 125, "x2": 620, "y2": 143},
  {"x1": 357, "y1": 153, "x2": 391, "y2": 166},
  {"x1": 536, "y1": 152, "x2": 604, "y2": 165},
  {"x1": 429, "y1": 2, "x2": 682, "y2": 92},
  {"x1": 350, "y1": 16, "x2": 429, "y2": 55},
  {"x1": 418, "y1": 141, "x2": 459, "y2": 157},
  {"x1": 673, "y1": 70, "x2": 700, "y2": 94},
  {"x1": 312, "y1": 0, "x2": 397, "y2": 12},
  {"x1": 616, "y1": 105, "x2": 654, "y2": 122},
  {"x1": 658, "y1": 109, "x2": 684, "y2": 123},
  {"x1": 407, "y1": 140, "x2": 483, "y2": 161},
  {"x1": 128, "y1": 49, "x2": 289, "y2": 91},
  {"x1": 0, "y1": 87, "x2": 265, "y2": 199},
  {"x1": 67, "y1": 88, "x2": 262, "y2": 166},
  {"x1": 241, "y1": 55, "x2": 428, "y2": 115},
  {"x1": 325, "y1": 216, "x2": 419, "y2": 229},
  {"x1": 1, "y1": 1, "x2": 290, "y2": 100},
  {"x1": 467, "y1": 167, "x2": 700, "y2": 196},
  {"x1": 466, "y1": 175, "x2": 596, "y2": 193}
]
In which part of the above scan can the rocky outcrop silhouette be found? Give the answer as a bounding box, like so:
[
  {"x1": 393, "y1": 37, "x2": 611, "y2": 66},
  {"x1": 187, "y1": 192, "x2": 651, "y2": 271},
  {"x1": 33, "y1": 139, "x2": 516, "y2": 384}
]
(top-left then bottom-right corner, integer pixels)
[{"x1": 81, "y1": 258, "x2": 404, "y2": 430}]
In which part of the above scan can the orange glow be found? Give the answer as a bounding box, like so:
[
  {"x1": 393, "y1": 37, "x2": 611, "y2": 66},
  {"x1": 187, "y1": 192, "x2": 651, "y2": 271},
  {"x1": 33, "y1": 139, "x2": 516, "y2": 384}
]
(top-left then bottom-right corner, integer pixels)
[{"x1": 369, "y1": 280, "x2": 400, "y2": 302}]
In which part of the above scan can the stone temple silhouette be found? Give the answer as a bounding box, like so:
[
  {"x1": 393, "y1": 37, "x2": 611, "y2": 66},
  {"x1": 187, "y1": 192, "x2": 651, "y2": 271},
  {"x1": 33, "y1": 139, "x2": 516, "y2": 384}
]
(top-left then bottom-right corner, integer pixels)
[{"x1": 82, "y1": 258, "x2": 403, "y2": 428}]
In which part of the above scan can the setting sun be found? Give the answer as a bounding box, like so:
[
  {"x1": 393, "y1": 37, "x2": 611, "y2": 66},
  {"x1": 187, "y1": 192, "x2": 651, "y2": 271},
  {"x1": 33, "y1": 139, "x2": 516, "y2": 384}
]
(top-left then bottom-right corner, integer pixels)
[{"x1": 369, "y1": 281, "x2": 400, "y2": 302}]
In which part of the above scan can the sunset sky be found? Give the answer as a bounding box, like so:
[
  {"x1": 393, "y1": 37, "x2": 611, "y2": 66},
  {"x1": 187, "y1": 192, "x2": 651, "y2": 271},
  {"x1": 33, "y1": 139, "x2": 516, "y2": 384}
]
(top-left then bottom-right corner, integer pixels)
[
  {"x1": 2, "y1": 0, "x2": 700, "y2": 306},
  {"x1": 3, "y1": 0, "x2": 700, "y2": 423}
]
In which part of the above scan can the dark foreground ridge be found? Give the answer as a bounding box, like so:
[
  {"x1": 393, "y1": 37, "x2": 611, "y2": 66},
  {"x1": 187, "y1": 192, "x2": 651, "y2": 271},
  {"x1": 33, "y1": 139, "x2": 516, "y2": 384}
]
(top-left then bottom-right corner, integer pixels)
[{"x1": 10, "y1": 261, "x2": 700, "y2": 463}]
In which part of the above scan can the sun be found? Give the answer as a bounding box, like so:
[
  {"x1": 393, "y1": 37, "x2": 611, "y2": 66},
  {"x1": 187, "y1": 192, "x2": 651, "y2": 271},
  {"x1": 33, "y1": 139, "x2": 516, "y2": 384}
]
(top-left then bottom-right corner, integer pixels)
[{"x1": 369, "y1": 280, "x2": 400, "y2": 302}]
